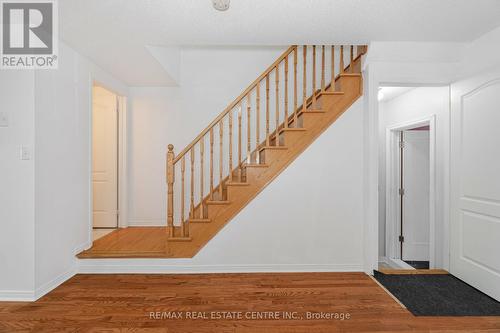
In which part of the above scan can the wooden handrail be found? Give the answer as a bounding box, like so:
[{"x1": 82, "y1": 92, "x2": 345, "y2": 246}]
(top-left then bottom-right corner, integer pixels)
[{"x1": 173, "y1": 45, "x2": 297, "y2": 164}]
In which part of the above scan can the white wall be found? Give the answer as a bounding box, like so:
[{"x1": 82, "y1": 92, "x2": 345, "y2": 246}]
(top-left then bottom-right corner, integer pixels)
[
  {"x1": 378, "y1": 87, "x2": 450, "y2": 268},
  {"x1": 32, "y1": 41, "x2": 128, "y2": 297},
  {"x1": 81, "y1": 98, "x2": 365, "y2": 272},
  {"x1": 363, "y1": 26, "x2": 500, "y2": 272},
  {"x1": 0, "y1": 71, "x2": 36, "y2": 300},
  {"x1": 1, "y1": 41, "x2": 127, "y2": 299}
]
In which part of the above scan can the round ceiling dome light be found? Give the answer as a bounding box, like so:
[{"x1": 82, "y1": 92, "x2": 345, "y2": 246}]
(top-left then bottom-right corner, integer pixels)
[{"x1": 212, "y1": 0, "x2": 230, "y2": 11}]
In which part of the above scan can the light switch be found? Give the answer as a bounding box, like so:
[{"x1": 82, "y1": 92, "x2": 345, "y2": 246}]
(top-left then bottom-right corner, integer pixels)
[
  {"x1": 20, "y1": 145, "x2": 31, "y2": 160},
  {"x1": 0, "y1": 112, "x2": 8, "y2": 127}
]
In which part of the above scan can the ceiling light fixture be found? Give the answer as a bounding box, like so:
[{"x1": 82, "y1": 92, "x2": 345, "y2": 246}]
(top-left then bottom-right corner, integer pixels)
[{"x1": 212, "y1": 0, "x2": 230, "y2": 11}]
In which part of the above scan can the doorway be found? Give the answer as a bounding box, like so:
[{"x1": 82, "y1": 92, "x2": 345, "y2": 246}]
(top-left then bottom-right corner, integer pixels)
[
  {"x1": 385, "y1": 117, "x2": 436, "y2": 270},
  {"x1": 399, "y1": 127, "x2": 430, "y2": 268},
  {"x1": 91, "y1": 84, "x2": 121, "y2": 241}
]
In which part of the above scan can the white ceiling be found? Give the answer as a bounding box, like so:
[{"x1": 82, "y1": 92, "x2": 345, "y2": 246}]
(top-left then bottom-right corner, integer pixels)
[
  {"x1": 59, "y1": 0, "x2": 500, "y2": 86},
  {"x1": 379, "y1": 86, "x2": 415, "y2": 103}
]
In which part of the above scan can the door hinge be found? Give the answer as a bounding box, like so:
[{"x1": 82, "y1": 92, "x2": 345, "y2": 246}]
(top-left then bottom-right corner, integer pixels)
[
  {"x1": 399, "y1": 141, "x2": 405, "y2": 149},
  {"x1": 398, "y1": 188, "x2": 405, "y2": 196},
  {"x1": 399, "y1": 235, "x2": 404, "y2": 242}
]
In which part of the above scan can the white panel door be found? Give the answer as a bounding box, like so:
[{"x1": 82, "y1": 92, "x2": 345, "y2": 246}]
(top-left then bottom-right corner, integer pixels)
[
  {"x1": 92, "y1": 86, "x2": 118, "y2": 228},
  {"x1": 451, "y1": 70, "x2": 500, "y2": 301},
  {"x1": 402, "y1": 131, "x2": 430, "y2": 261}
]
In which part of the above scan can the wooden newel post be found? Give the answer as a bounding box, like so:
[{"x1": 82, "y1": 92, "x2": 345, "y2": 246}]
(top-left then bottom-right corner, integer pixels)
[{"x1": 167, "y1": 144, "x2": 175, "y2": 238}]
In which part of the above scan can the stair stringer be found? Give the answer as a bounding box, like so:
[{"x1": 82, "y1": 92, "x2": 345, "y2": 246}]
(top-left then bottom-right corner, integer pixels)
[{"x1": 166, "y1": 74, "x2": 363, "y2": 258}]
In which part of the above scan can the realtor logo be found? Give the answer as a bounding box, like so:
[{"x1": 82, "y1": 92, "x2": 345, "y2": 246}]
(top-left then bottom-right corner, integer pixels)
[{"x1": 1, "y1": 0, "x2": 58, "y2": 69}]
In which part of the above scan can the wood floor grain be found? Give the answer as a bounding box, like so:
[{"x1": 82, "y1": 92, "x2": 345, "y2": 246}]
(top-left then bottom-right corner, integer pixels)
[{"x1": 0, "y1": 272, "x2": 499, "y2": 332}]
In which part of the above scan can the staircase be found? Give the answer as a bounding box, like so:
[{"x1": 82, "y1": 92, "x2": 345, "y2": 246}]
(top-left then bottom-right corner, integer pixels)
[
  {"x1": 78, "y1": 44, "x2": 367, "y2": 259},
  {"x1": 164, "y1": 45, "x2": 367, "y2": 258}
]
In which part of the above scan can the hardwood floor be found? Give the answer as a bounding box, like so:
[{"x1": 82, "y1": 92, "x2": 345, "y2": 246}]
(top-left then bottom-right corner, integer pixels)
[{"x1": 1, "y1": 273, "x2": 499, "y2": 332}]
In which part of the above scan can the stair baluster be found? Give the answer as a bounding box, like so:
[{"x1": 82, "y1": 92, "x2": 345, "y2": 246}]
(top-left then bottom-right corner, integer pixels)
[
  {"x1": 350, "y1": 45, "x2": 354, "y2": 72},
  {"x1": 293, "y1": 47, "x2": 298, "y2": 126},
  {"x1": 312, "y1": 45, "x2": 317, "y2": 108},
  {"x1": 190, "y1": 148, "x2": 195, "y2": 221},
  {"x1": 284, "y1": 55, "x2": 289, "y2": 129},
  {"x1": 238, "y1": 105, "x2": 242, "y2": 179},
  {"x1": 340, "y1": 45, "x2": 344, "y2": 73},
  {"x1": 181, "y1": 156, "x2": 185, "y2": 234},
  {"x1": 228, "y1": 110, "x2": 233, "y2": 182},
  {"x1": 210, "y1": 128, "x2": 214, "y2": 200},
  {"x1": 219, "y1": 119, "x2": 223, "y2": 198},
  {"x1": 265, "y1": 74, "x2": 270, "y2": 146},
  {"x1": 256, "y1": 84, "x2": 260, "y2": 163},
  {"x1": 321, "y1": 45, "x2": 325, "y2": 92},
  {"x1": 199, "y1": 139, "x2": 204, "y2": 219},
  {"x1": 331, "y1": 45, "x2": 335, "y2": 91},
  {"x1": 247, "y1": 94, "x2": 251, "y2": 162},
  {"x1": 302, "y1": 45, "x2": 307, "y2": 112},
  {"x1": 275, "y1": 65, "x2": 280, "y2": 144}
]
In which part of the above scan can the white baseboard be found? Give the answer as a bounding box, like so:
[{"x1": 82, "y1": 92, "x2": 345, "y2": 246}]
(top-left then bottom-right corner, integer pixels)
[
  {"x1": 378, "y1": 256, "x2": 389, "y2": 264},
  {"x1": 74, "y1": 241, "x2": 92, "y2": 255},
  {"x1": 34, "y1": 265, "x2": 77, "y2": 301},
  {"x1": 78, "y1": 261, "x2": 364, "y2": 274},
  {"x1": 1, "y1": 262, "x2": 363, "y2": 301},
  {"x1": 386, "y1": 257, "x2": 415, "y2": 270},
  {"x1": 0, "y1": 290, "x2": 35, "y2": 301}
]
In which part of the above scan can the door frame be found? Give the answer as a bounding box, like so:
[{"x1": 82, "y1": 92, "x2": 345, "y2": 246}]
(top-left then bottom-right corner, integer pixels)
[
  {"x1": 385, "y1": 115, "x2": 436, "y2": 268},
  {"x1": 88, "y1": 81, "x2": 128, "y2": 243}
]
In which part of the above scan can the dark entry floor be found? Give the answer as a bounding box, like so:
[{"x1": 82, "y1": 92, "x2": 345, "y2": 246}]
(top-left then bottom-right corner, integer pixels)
[{"x1": 374, "y1": 270, "x2": 500, "y2": 316}]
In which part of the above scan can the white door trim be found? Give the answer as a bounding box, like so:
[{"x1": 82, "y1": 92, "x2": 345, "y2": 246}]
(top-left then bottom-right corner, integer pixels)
[
  {"x1": 385, "y1": 115, "x2": 436, "y2": 268},
  {"x1": 117, "y1": 95, "x2": 128, "y2": 229},
  {"x1": 87, "y1": 80, "x2": 128, "y2": 247}
]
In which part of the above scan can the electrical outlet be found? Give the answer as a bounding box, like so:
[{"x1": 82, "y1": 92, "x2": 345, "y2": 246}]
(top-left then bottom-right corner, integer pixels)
[
  {"x1": 20, "y1": 145, "x2": 31, "y2": 160},
  {"x1": 0, "y1": 112, "x2": 8, "y2": 127}
]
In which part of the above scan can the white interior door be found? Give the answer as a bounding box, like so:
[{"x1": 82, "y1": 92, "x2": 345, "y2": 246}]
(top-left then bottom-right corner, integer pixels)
[
  {"x1": 92, "y1": 86, "x2": 118, "y2": 228},
  {"x1": 451, "y1": 71, "x2": 500, "y2": 301},
  {"x1": 402, "y1": 130, "x2": 430, "y2": 261}
]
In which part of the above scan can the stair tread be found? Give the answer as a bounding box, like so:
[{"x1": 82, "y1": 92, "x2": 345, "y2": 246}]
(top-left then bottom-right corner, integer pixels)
[
  {"x1": 259, "y1": 145, "x2": 288, "y2": 152},
  {"x1": 304, "y1": 109, "x2": 325, "y2": 113},
  {"x1": 339, "y1": 73, "x2": 362, "y2": 77},
  {"x1": 206, "y1": 200, "x2": 231, "y2": 205},
  {"x1": 168, "y1": 236, "x2": 192, "y2": 242},
  {"x1": 280, "y1": 127, "x2": 306, "y2": 132},
  {"x1": 189, "y1": 218, "x2": 211, "y2": 223},
  {"x1": 243, "y1": 163, "x2": 269, "y2": 168},
  {"x1": 319, "y1": 91, "x2": 345, "y2": 95},
  {"x1": 226, "y1": 182, "x2": 250, "y2": 186}
]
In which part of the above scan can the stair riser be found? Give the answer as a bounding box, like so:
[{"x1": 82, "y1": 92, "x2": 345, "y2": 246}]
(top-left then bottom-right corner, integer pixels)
[
  {"x1": 226, "y1": 186, "x2": 247, "y2": 201},
  {"x1": 260, "y1": 149, "x2": 287, "y2": 164},
  {"x1": 244, "y1": 167, "x2": 269, "y2": 184},
  {"x1": 207, "y1": 203, "x2": 229, "y2": 218},
  {"x1": 279, "y1": 130, "x2": 304, "y2": 146},
  {"x1": 336, "y1": 75, "x2": 362, "y2": 95},
  {"x1": 301, "y1": 113, "x2": 327, "y2": 128}
]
